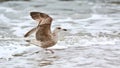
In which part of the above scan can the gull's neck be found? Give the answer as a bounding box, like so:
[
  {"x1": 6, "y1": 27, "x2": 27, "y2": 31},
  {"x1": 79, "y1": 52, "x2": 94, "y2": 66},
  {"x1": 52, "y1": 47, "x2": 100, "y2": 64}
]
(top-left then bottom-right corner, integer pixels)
[
  {"x1": 52, "y1": 28, "x2": 60, "y2": 42},
  {"x1": 52, "y1": 29, "x2": 60, "y2": 36}
]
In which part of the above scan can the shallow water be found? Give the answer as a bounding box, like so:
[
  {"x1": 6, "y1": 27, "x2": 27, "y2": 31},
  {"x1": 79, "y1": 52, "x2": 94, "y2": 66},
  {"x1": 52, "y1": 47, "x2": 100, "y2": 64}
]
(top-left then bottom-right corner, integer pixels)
[{"x1": 0, "y1": 0, "x2": 120, "y2": 68}]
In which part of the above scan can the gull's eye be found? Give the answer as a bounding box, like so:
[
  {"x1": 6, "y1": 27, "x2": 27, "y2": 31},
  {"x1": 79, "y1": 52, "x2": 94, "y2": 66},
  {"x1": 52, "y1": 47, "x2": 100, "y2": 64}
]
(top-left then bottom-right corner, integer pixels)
[{"x1": 57, "y1": 27, "x2": 61, "y2": 29}]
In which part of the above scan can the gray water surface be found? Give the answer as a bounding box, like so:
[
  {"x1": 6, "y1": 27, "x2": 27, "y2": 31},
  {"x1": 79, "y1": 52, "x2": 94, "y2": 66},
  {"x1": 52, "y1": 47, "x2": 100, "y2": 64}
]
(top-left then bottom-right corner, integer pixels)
[{"x1": 0, "y1": 0, "x2": 120, "y2": 68}]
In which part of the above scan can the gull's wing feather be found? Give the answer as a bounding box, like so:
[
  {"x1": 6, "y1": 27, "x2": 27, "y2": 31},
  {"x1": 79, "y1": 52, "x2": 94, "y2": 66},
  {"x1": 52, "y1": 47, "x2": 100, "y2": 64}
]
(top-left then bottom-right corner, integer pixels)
[
  {"x1": 24, "y1": 27, "x2": 37, "y2": 37},
  {"x1": 30, "y1": 12, "x2": 48, "y2": 21},
  {"x1": 36, "y1": 16, "x2": 53, "y2": 41},
  {"x1": 30, "y1": 12, "x2": 41, "y2": 20}
]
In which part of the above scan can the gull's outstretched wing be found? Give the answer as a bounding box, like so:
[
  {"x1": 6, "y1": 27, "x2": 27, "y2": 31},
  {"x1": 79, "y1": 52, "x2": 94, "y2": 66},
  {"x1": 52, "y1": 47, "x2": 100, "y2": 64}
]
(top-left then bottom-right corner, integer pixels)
[
  {"x1": 24, "y1": 27, "x2": 37, "y2": 37},
  {"x1": 30, "y1": 12, "x2": 53, "y2": 41}
]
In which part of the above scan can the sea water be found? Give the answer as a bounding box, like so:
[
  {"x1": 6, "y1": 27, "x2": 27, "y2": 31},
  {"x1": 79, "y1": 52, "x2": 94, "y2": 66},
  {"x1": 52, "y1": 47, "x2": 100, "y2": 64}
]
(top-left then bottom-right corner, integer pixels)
[{"x1": 0, "y1": 0, "x2": 120, "y2": 68}]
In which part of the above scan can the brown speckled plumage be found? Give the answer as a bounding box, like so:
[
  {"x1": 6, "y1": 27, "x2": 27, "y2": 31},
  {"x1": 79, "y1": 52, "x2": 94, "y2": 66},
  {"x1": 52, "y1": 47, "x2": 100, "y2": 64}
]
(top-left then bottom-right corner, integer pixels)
[{"x1": 24, "y1": 12, "x2": 67, "y2": 53}]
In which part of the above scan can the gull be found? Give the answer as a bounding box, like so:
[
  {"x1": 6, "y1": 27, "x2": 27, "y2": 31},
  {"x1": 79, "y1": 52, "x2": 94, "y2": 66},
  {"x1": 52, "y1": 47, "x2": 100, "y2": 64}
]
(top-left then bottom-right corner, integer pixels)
[{"x1": 24, "y1": 12, "x2": 67, "y2": 53}]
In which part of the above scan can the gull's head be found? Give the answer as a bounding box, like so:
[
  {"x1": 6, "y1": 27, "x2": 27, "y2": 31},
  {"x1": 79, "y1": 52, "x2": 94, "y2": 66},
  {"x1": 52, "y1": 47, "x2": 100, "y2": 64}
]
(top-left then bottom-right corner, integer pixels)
[
  {"x1": 53, "y1": 27, "x2": 67, "y2": 40},
  {"x1": 54, "y1": 27, "x2": 67, "y2": 33}
]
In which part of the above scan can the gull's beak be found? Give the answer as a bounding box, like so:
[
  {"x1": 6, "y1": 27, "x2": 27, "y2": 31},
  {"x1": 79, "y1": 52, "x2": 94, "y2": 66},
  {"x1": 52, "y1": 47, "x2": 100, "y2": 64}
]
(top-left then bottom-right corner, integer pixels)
[{"x1": 63, "y1": 29, "x2": 67, "y2": 31}]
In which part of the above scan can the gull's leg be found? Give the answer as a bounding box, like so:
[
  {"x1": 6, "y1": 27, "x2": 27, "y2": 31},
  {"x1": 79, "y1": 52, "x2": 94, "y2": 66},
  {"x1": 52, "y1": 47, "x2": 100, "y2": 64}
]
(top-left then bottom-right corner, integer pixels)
[{"x1": 45, "y1": 49, "x2": 54, "y2": 54}]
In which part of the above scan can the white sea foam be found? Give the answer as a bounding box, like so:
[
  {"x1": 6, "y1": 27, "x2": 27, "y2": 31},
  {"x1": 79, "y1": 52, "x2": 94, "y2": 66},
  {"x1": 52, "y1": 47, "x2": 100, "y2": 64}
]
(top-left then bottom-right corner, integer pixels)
[
  {"x1": 0, "y1": 14, "x2": 11, "y2": 23},
  {"x1": 0, "y1": 6, "x2": 17, "y2": 12},
  {"x1": 0, "y1": 0, "x2": 120, "y2": 68}
]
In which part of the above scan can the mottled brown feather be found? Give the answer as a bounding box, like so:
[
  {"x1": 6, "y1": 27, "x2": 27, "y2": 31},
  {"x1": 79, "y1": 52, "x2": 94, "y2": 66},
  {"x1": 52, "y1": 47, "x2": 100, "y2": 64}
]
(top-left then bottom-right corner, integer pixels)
[
  {"x1": 30, "y1": 12, "x2": 49, "y2": 20},
  {"x1": 31, "y1": 12, "x2": 53, "y2": 42},
  {"x1": 36, "y1": 24, "x2": 52, "y2": 41}
]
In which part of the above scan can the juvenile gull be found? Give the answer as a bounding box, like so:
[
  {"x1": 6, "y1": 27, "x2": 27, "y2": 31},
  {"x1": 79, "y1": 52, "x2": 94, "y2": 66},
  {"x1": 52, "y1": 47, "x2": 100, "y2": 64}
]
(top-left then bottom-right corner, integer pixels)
[{"x1": 24, "y1": 12, "x2": 67, "y2": 53}]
